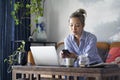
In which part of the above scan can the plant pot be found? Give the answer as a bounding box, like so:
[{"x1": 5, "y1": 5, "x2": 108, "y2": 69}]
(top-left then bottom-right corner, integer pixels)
[{"x1": 17, "y1": 51, "x2": 27, "y2": 65}]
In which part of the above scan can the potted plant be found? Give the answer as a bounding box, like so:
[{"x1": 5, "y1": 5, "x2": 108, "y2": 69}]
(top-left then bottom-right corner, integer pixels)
[
  {"x1": 11, "y1": 0, "x2": 44, "y2": 25},
  {"x1": 11, "y1": 0, "x2": 45, "y2": 41},
  {"x1": 4, "y1": 41, "x2": 27, "y2": 73},
  {"x1": 4, "y1": 0, "x2": 45, "y2": 73},
  {"x1": 26, "y1": 0, "x2": 47, "y2": 41}
]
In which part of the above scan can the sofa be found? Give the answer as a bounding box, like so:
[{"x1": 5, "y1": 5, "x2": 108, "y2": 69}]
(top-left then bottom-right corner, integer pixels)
[
  {"x1": 97, "y1": 42, "x2": 120, "y2": 63},
  {"x1": 56, "y1": 42, "x2": 120, "y2": 64}
]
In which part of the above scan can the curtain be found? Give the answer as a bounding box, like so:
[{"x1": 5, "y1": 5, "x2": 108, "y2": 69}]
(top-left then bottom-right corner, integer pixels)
[
  {"x1": 0, "y1": 0, "x2": 13, "y2": 80},
  {"x1": 0, "y1": 0, "x2": 30, "y2": 80},
  {"x1": 14, "y1": 0, "x2": 30, "y2": 51},
  {"x1": 14, "y1": 0, "x2": 30, "y2": 40}
]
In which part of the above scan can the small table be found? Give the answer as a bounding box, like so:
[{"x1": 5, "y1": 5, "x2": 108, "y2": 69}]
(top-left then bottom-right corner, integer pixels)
[{"x1": 12, "y1": 65, "x2": 120, "y2": 80}]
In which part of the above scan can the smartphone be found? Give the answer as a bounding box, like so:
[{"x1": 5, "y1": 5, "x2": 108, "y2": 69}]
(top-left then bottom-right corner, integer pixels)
[{"x1": 62, "y1": 49, "x2": 70, "y2": 54}]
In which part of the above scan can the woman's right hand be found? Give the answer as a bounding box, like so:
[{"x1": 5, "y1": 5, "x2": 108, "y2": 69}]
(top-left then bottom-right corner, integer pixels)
[
  {"x1": 60, "y1": 50, "x2": 78, "y2": 59},
  {"x1": 60, "y1": 50, "x2": 70, "y2": 58}
]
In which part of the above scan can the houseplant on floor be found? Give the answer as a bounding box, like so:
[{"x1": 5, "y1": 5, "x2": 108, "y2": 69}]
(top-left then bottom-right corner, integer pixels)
[{"x1": 4, "y1": 41, "x2": 27, "y2": 73}]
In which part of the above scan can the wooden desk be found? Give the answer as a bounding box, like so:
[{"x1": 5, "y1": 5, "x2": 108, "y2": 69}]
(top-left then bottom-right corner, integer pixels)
[{"x1": 12, "y1": 65, "x2": 120, "y2": 80}]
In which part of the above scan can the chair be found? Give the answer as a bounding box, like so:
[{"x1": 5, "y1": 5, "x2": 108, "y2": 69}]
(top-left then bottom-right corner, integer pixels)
[
  {"x1": 110, "y1": 42, "x2": 120, "y2": 48},
  {"x1": 56, "y1": 42, "x2": 64, "y2": 79},
  {"x1": 56, "y1": 42, "x2": 64, "y2": 53},
  {"x1": 56, "y1": 42, "x2": 64, "y2": 65},
  {"x1": 97, "y1": 42, "x2": 110, "y2": 62}
]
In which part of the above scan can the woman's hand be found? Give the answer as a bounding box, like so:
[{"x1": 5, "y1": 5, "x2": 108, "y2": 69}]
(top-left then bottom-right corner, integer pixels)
[{"x1": 60, "y1": 50, "x2": 78, "y2": 58}]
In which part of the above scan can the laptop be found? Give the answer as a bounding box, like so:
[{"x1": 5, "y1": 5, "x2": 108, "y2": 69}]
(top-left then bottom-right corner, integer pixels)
[{"x1": 30, "y1": 46, "x2": 60, "y2": 66}]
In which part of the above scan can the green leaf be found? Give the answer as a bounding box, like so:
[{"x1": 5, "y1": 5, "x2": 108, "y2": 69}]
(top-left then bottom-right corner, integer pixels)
[
  {"x1": 4, "y1": 59, "x2": 8, "y2": 62},
  {"x1": 22, "y1": 41, "x2": 25, "y2": 45},
  {"x1": 26, "y1": 4, "x2": 31, "y2": 8}
]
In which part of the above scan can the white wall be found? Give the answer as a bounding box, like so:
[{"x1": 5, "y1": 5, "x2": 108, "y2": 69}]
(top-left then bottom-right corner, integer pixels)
[{"x1": 32, "y1": 0, "x2": 120, "y2": 43}]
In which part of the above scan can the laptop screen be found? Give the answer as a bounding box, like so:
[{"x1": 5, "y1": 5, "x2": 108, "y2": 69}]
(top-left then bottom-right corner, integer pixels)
[{"x1": 30, "y1": 46, "x2": 60, "y2": 66}]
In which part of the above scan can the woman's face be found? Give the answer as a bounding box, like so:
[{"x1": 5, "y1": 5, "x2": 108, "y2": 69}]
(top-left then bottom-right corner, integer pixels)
[{"x1": 69, "y1": 17, "x2": 84, "y2": 36}]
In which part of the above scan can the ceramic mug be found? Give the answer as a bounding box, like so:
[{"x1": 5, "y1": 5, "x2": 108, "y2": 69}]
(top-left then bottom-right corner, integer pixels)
[{"x1": 64, "y1": 58, "x2": 75, "y2": 67}]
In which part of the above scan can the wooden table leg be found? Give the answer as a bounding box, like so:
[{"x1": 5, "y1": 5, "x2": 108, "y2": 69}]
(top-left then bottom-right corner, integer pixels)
[
  {"x1": 21, "y1": 73, "x2": 26, "y2": 78},
  {"x1": 38, "y1": 74, "x2": 41, "y2": 80},
  {"x1": 74, "y1": 76, "x2": 77, "y2": 80},
  {"x1": 35, "y1": 74, "x2": 41, "y2": 80},
  {"x1": 52, "y1": 75, "x2": 55, "y2": 79},
  {"x1": 67, "y1": 76, "x2": 69, "y2": 80},
  {"x1": 29, "y1": 74, "x2": 32, "y2": 80},
  {"x1": 58, "y1": 75, "x2": 62, "y2": 79},
  {"x1": 12, "y1": 71, "x2": 16, "y2": 80},
  {"x1": 95, "y1": 77, "x2": 102, "y2": 80}
]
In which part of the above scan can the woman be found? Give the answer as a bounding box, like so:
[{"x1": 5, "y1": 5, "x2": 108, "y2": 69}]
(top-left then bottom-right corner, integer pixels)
[{"x1": 61, "y1": 8, "x2": 103, "y2": 80}]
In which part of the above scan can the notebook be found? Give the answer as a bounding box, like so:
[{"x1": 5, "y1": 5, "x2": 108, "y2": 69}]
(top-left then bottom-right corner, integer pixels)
[
  {"x1": 88, "y1": 62, "x2": 118, "y2": 68},
  {"x1": 30, "y1": 46, "x2": 60, "y2": 66}
]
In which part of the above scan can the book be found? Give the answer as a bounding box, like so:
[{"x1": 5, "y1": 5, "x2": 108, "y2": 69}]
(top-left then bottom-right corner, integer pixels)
[{"x1": 88, "y1": 63, "x2": 118, "y2": 68}]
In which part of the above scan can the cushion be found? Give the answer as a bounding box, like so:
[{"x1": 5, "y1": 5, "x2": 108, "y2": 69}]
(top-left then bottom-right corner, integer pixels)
[
  {"x1": 97, "y1": 48, "x2": 109, "y2": 62},
  {"x1": 106, "y1": 47, "x2": 120, "y2": 63}
]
